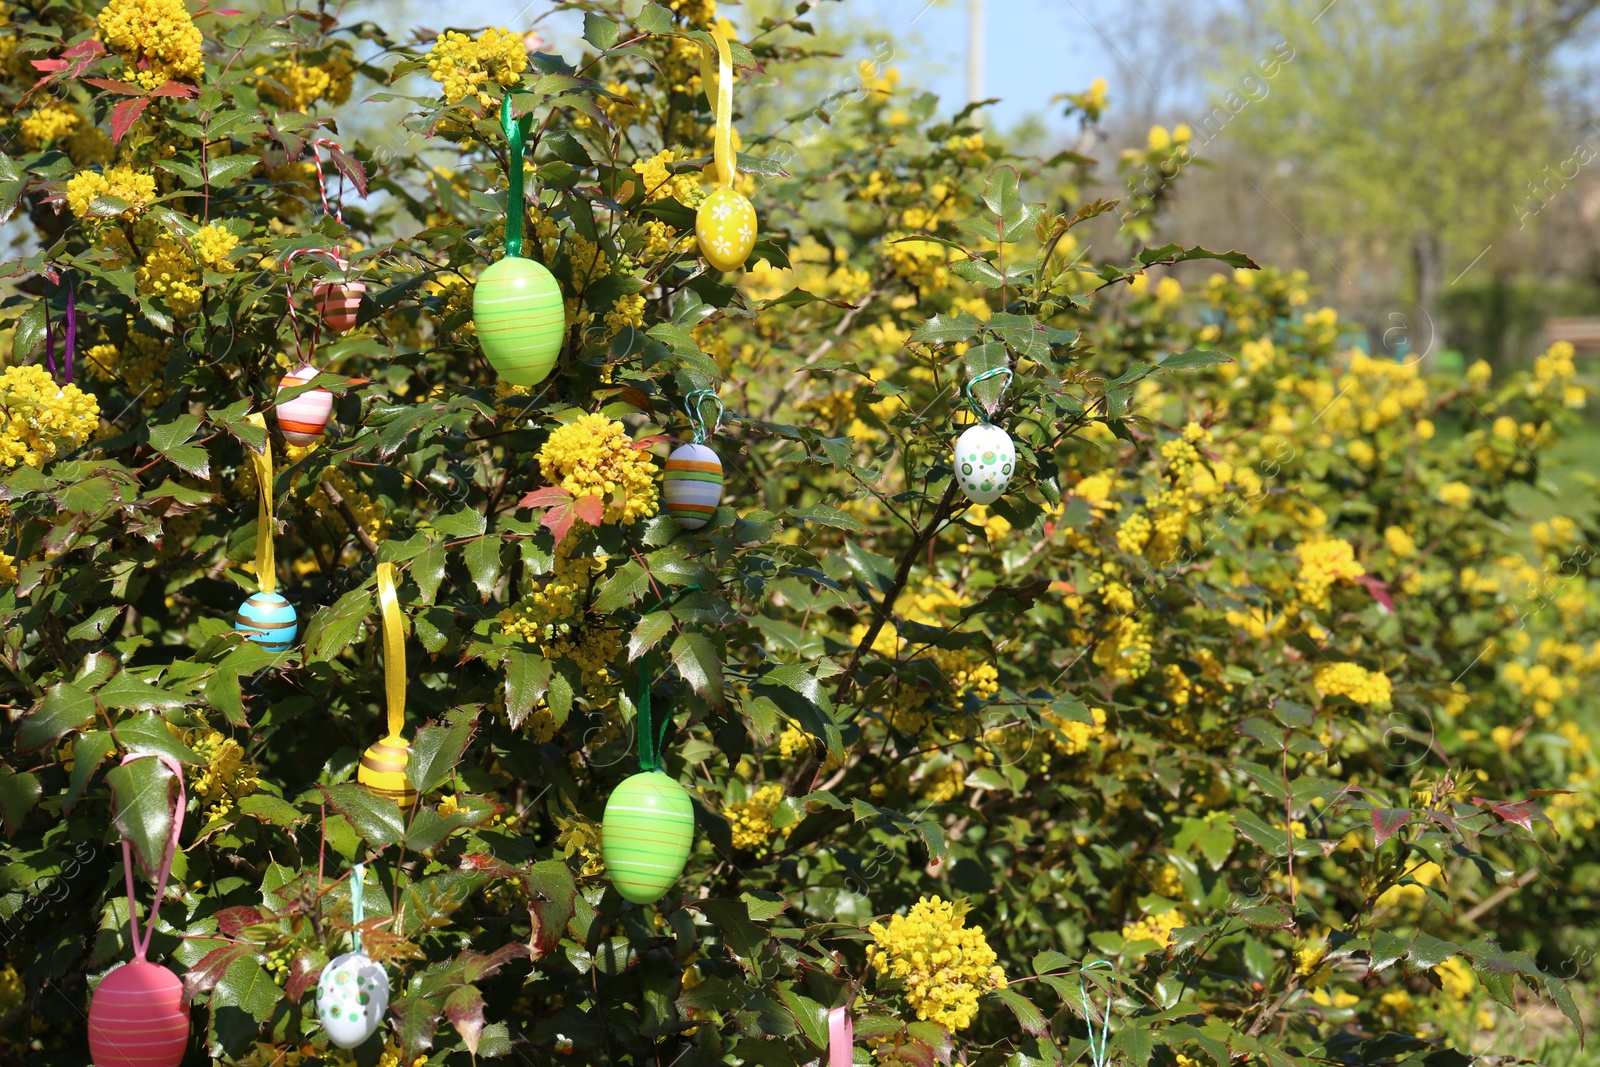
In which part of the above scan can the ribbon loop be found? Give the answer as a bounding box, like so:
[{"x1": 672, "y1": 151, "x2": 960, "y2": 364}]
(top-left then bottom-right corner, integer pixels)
[
  {"x1": 500, "y1": 94, "x2": 534, "y2": 258},
  {"x1": 375, "y1": 562, "x2": 406, "y2": 740},
  {"x1": 247, "y1": 413, "x2": 276, "y2": 594},
  {"x1": 1076, "y1": 959, "x2": 1114, "y2": 1067},
  {"x1": 827, "y1": 1006, "x2": 853, "y2": 1067},
  {"x1": 964, "y1": 365, "x2": 1014, "y2": 421},
  {"x1": 683, "y1": 389, "x2": 724, "y2": 444},
  {"x1": 117, "y1": 752, "x2": 186, "y2": 962},
  {"x1": 698, "y1": 28, "x2": 736, "y2": 188}
]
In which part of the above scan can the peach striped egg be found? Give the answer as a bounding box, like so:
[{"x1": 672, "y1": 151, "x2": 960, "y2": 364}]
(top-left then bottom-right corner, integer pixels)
[
  {"x1": 276, "y1": 363, "x2": 333, "y2": 446},
  {"x1": 663, "y1": 443, "x2": 723, "y2": 529},
  {"x1": 313, "y1": 280, "x2": 366, "y2": 333},
  {"x1": 88, "y1": 960, "x2": 190, "y2": 1067}
]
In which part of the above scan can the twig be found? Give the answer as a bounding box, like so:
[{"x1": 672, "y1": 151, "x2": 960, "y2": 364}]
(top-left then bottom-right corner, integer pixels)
[{"x1": 320, "y1": 479, "x2": 381, "y2": 559}]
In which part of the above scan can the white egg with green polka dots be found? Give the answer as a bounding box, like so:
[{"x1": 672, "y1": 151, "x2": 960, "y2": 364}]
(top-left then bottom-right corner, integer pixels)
[
  {"x1": 954, "y1": 422, "x2": 1016, "y2": 505},
  {"x1": 316, "y1": 950, "x2": 389, "y2": 1048}
]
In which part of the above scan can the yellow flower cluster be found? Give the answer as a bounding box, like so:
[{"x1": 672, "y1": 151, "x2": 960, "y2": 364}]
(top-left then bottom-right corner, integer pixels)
[
  {"x1": 777, "y1": 721, "x2": 812, "y2": 759},
  {"x1": 548, "y1": 626, "x2": 621, "y2": 688},
  {"x1": 1042, "y1": 706, "x2": 1107, "y2": 755},
  {"x1": 536, "y1": 413, "x2": 659, "y2": 525},
  {"x1": 0, "y1": 366, "x2": 100, "y2": 469},
  {"x1": 867, "y1": 896, "x2": 1006, "y2": 1032},
  {"x1": 918, "y1": 759, "x2": 966, "y2": 803},
  {"x1": 309, "y1": 468, "x2": 391, "y2": 544},
  {"x1": 1437, "y1": 481, "x2": 1472, "y2": 508},
  {"x1": 1295, "y1": 536, "x2": 1364, "y2": 609},
  {"x1": 726, "y1": 782, "x2": 789, "y2": 855},
  {"x1": 85, "y1": 328, "x2": 169, "y2": 401},
  {"x1": 1313, "y1": 662, "x2": 1393, "y2": 707},
  {"x1": 254, "y1": 56, "x2": 354, "y2": 112},
  {"x1": 498, "y1": 537, "x2": 600, "y2": 643},
  {"x1": 188, "y1": 728, "x2": 260, "y2": 819},
  {"x1": 97, "y1": 0, "x2": 203, "y2": 88},
  {"x1": 668, "y1": 0, "x2": 716, "y2": 23},
  {"x1": 1121, "y1": 908, "x2": 1186, "y2": 949},
  {"x1": 428, "y1": 28, "x2": 528, "y2": 108},
  {"x1": 555, "y1": 809, "x2": 605, "y2": 876},
  {"x1": 66, "y1": 165, "x2": 156, "y2": 218},
  {"x1": 20, "y1": 101, "x2": 81, "y2": 148},
  {"x1": 1502, "y1": 660, "x2": 1572, "y2": 718},
  {"x1": 603, "y1": 293, "x2": 646, "y2": 339},
  {"x1": 1531, "y1": 341, "x2": 1585, "y2": 408}
]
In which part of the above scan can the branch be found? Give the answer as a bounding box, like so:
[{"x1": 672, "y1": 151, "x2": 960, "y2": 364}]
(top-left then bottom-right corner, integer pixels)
[{"x1": 320, "y1": 479, "x2": 381, "y2": 560}]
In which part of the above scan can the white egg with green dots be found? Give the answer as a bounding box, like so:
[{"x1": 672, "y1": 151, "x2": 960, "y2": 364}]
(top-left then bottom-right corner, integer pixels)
[
  {"x1": 316, "y1": 950, "x2": 388, "y2": 1048},
  {"x1": 953, "y1": 423, "x2": 1016, "y2": 505}
]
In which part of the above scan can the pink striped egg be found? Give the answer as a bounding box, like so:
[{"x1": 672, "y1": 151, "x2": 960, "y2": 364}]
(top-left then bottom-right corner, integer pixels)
[
  {"x1": 88, "y1": 960, "x2": 190, "y2": 1067},
  {"x1": 313, "y1": 280, "x2": 366, "y2": 333},
  {"x1": 276, "y1": 363, "x2": 334, "y2": 446}
]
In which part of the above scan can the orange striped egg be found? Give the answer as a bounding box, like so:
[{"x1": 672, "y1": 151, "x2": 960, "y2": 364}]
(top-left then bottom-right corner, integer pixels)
[
  {"x1": 275, "y1": 363, "x2": 333, "y2": 446},
  {"x1": 88, "y1": 960, "x2": 190, "y2": 1067},
  {"x1": 663, "y1": 443, "x2": 723, "y2": 530},
  {"x1": 313, "y1": 280, "x2": 366, "y2": 333}
]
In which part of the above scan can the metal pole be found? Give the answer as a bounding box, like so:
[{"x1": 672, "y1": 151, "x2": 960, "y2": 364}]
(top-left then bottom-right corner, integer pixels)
[{"x1": 967, "y1": 0, "x2": 984, "y2": 107}]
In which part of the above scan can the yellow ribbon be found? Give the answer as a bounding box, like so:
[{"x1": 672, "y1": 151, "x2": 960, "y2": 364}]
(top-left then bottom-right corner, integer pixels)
[
  {"x1": 375, "y1": 561, "x2": 405, "y2": 739},
  {"x1": 698, "y1": 27, "x2": 735, "y2": 188},
  {"x1": 247, "y1": 413, "x2": 276, "y2": 595}
]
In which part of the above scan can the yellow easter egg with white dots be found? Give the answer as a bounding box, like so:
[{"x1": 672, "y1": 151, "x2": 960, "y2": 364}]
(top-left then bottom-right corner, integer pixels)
[{"x1": 695, "y1": 186, "x2": 758, "y2": 273}]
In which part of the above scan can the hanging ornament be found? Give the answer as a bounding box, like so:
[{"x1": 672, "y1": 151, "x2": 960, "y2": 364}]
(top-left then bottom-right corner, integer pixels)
[
  {"x1": 306, "y1": 140, "x2": 366, "y2": 334},
  {"x1": 953, "y1": 367, "x2": 1016, "y2": 506},
  {"x1": 828, "y1": 1006, "x2": 855, "y2": 1067},
  {"x1": 275, "y1": 363, "x2": 334, "y2": 446},
  {"x1": 602, "y1": 589, "x2": 700, "y2": 904},
  {"x1": 89, "y1": 754, "x2": 190, "y2": 1067},
  {"x1": 472, "y1": 95, "x2": 565, "y2": 387},
  {"x1": 664, "y1": 390, "x2": 726, "y2": 530},
  {"x1": 694, "y1": 28, "x2": 758, "y2": 273},
  {"x1": 235, "y1": 413, "x2": 298, "y2": 652},
  {"x1": 358, "y1": 562, "x2": 418, "y2": 809},
  {"x1": 316, "y1": 864, "x2": 389, "y2": 1048}
]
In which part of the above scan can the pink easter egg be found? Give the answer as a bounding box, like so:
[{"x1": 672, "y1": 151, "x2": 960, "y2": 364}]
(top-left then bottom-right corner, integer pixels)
[
  {"x1": 313, "y1": 280, "x2": 366, "y2": 333},
  {"x1": 276, "y1": 363, "x2": 334, "y2": 446},
  {"x1": 88, "y1": 960, "x2": 190, "y2": 1067}
]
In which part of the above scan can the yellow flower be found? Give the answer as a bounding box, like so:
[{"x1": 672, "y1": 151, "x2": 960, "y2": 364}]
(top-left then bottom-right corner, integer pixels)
[
  {"x1": 1434, "y1": 956, "x2": 1477, "y2": 1000},
  {"x1": 777, "y1": 721, "x2": 812, "y2": 759},
  {"x1": 65, "y1": 164, "x2": 156, "y2": 218},
  {"x1": 1147, "y1": 125, "x2": 1172, "y2": 151},
  {"x1": 867, "y1": 896, "x2": 1005, "y2": 1032},
  {"x1": 428, "y1": 27, "x2": 529, "y2": 108},
  {"x1": 1121, "y1": 909, "x2": 1186, "y2": 949},
  {"x1": 725, "y1": 782, "x2": 789, "y2": 855},
  {"x1": 632, "y1": 149, "x2": 701, "y2": 205},
  {"x1": 0, "y1": 366, "x2": 100, "y2": 469},
  {"x1": 255, "y1": 55, "x2": 354, "y2": 111},
  {"x1": 1438, "y1": 481, "x2": 1472, "y2": 508},
  {"x1": 555, "y1": 810, "x2": 606, "y2": 876},
  {"x1": 1041, "y1": 706, "x2": 1107, "y2": 755},
  {"x1": 187, "y1": 728, "x2": 260, "y2": 819},
  {"x1": 308, "y1": 468, "x2": 391, "y2": 545},
  {"x1": 19, "y1": 101, "x2": 82, "y2": 148},
  {"x1": 1295, "y1": 536, "x2": 1365, "y2": 609},
  {"x1": 1313, "y1": 662, "x2": 1393, "y2": 707},
  {"x1": 97, "y1": 0, "x2": 204, "y2": 88},
  {"x1": 536, "y1": 413, "x2": 659, "y2": 525},
  {"x1": 1384, "y1": 525, "x2": 1416, "y2": 558}
]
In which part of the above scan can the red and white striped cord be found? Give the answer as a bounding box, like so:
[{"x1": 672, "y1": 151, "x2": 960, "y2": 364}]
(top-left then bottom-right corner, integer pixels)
[
  {"x1": 310, "y1": 138, "x2": 346, "y2": 226},
  {"x1": 282, "y1": 246, "x2": 343, "y2": 362}
]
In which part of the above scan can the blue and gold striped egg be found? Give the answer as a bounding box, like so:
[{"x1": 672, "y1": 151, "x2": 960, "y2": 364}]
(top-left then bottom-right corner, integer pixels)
[
  {"x1": 601, "y1": 771, "x2": 695, "y2": 904},
  {"x1": 663, "y1": 443, "x2": 723, "y2": 530},
  {"x1": 235, "y1": 592, "x2": 298, "y2": 653}
]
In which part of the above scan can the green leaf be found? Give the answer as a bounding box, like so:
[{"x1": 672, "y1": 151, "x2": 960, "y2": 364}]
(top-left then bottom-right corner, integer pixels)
[
  {"x1": 115, "y1": 712, "x2": 203, "y2": 763},
  {"x1": 1136, "y1": 243, "x2": 1259, "y2": 270},
  {"x1": 629, "y1": 611, "x2": 675, "y2": 662},
  {"x1": 0, "y1": 766, "x2": 41, "y2": 837},
  {"x1": 323, "y1": 782, "x2": 407, "y2": 847},
  {"x1": 671, "y1": 632, "x2": 724, "y2": 705},
  {"x1": 204, "y1": 154, "x2": 261, "y2": 184},
  {"x1": 464, "y1": 536, "x2": 502, "y2": 600},
  {"x1": 213, "y1": 956, "x2": 283, "y2": 1023},
  {"x1": 786, "y1": 503, "x2": 867, "y2": 533},
  {"x1": 98, "y1": 672, "x2": 192, "y2": 711},
  {"x1": 18, "y1": 681, "x2": 97, "y2": 752},
  {"x1": 909, "y1": 313, "x2": 980, "y2": 345},
  {"x1": 698, "y1": 898, "x2": 766, "y2": 959},
  {"x1": 10, "y1": 303, "x2": 45, "y2": 366},
  {"x1": 306, "y1": 587, "x2": 373, "y2": 662},
  {"x1": 411, "y1": 543, "x2": 447, "y2": 605},
  {"x1": 595, "y1": 560, "x2": 650, "y2": 612},
  {"x1": 636, "y1": 3, "x2": 673, "y2": 33},
  {"x1": 407, "y1": 709, "x2": 476, "y2": 795},
  {"x1": 66, "y1": 730, "x2": 115, "y2": 811},
  {"x1": 988, "y1": 988, "x2": 1046, "y2": 1035},
  {"x1": 503, "y1": 650, "x2": 551, "y2": 729},
  {"x1": 107, "y1": 757, "x2": 181, "y2": 877},
  {"x1": 1156, "y1": 349, "x2": 1232, "y2": 373},
  {"x1": 583, "y1": 11, "x2": 621, "y2": 50}
]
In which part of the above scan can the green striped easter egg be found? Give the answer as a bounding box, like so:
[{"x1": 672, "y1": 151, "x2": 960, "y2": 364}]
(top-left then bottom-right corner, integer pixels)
[
  {"x1": 601, "y1": 771, "x2": 695, "y2": 904},
  {"x1": 472, "y1": 257, "x2": 565, "y2": 386}
]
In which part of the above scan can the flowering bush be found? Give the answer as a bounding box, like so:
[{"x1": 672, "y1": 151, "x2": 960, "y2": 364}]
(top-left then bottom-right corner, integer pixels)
[{"x1": 0, "y1": 1, "x2": 1594, "y2": 1065}]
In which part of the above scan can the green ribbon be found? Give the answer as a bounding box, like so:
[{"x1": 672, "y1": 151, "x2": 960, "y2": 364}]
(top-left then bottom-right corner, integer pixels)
[
  {"x1": 964, "y1": 365, "x2": 1014, "y2": 422},
  {"x1": 501, "y1": 94, "x2": 534, "y2": 258},
  {"x1": 635, "y1": 583, "x2": 704, "y2": 772},
  {"x1": 350, "y1": 862, "x2": 365, "y2": 955},
  {"x1": 683, "y1": 389, "x2": 724, "y2": 444}
]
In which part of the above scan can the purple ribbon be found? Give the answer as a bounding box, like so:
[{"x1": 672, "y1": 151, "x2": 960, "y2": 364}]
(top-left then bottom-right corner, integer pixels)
[{"x1": 41, "y1": 277, "x2": 76, "y2": 387}]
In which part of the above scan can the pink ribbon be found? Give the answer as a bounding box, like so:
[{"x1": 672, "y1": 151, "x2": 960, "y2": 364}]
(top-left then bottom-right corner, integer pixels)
[
  {"x1": 117, "y1": 753, "x2": 186, "y2": 961},
  {"x1": 828, "y1": 1006, "x2": 852, "y2": 1067}
]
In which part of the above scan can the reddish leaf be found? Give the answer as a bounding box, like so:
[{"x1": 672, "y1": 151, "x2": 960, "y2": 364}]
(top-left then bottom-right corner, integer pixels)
[
  {"x1": 149, "y1": 80, "x2": 199, "y2": 98},
  {"x1": 1529, "y1": 788, "x2": 1578, "y2": 798},
  {"x1": 1472, "y1": 797, "x2": 1550, "y2": 833},
  {"x1": 285, "y1": 953, "x2": 323, "y2": 1002},
  {"x1": 82, "y1": 77, "x2": 145, "y2": 95},
  {"x1": 444, "y1": 984, "x2": 486, "y2": 1055},
  {"x1": 215, "y1": 905, "x2": 266, "y2": 938},
  {"x1": 110, "y1": 97, "x2": 149, "y2": 144},
  {"x1": 460, "y1": 944, "x2": 529, "y2": 984},
  {"x1": 1372, "y1": 807, "x2": 1412, "y2": 846},
  {"x1": 327, "y1": 144, "x2": 369, "y2": 198},
  {"x1": 31, "y1": 59, "x2": 68, "y2": 73},
  {"x1": 518, "y1": 486, "x2": 571, "y2": 509},
  {"x1": 392, "y1": 993, "x2": 441, "y2": 1058},
  {"x1": 181, "y1": 942, "x2": 250, "y2": 999},
  {"x1": 572, "y1": 494, "x2": 604, "y2": 527},
  {"x1": 541, "y1": 503, "x2": 577, "y2": 545},
  {"x1": 632, "y1": 434, "x2": 672, "y2": 449},
  {"x1": 63, "y1": 39, "x2": 107, "y2": 59},
  {"x1": 1354, "y1": 574, "x2": 1395, "y2": 613}
]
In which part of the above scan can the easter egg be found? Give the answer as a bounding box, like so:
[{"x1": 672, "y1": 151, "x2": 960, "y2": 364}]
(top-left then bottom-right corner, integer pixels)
[
  {"x1": 953, "y1": 423, "x2": 1016, "y2": 505},
  {"x1": 695, "y1": 186, "x2": 758, "y2": 273},
  {"x1": 88, "y1": 960, "x2": 190, "y2": 1067},
  {"x1": 275, "y1": 363, "x2": 334, "y2": 446},
  {"x1": 313, "y1": 280, "x2": 366, "y2": 334},
  {"x1": 600, "y1": 770, "x2": 695, "y2": 904},
  {"x1": 235, "y1": 591, "x2": 298, "y2": 653},
  {"x1": 315, "y1": 950, "x2": 389, "y2": 1049},
  {"x1": 358, "y1": 734, "x2": 418, "y2": 809},
  {"x1": 472, "y1": 257, "x2": 565, "y2": 386},
  {"x1": 663, "y1": 442, "x2": 724, "y2": 530}
]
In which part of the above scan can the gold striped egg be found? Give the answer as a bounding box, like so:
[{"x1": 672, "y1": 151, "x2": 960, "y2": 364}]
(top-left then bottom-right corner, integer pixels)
[{"x1": 358, "y1": 734, "x2": 417, "y2": 809}]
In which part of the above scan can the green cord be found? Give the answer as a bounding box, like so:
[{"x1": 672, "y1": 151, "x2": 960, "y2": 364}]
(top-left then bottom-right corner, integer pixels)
[
  {"x1": 500, "y1": 94, "x2": 534, "y2": 258},
  {"x1": 683, "y1": 390, "x2": 724, "y2": 444},
  {"x1": 635, "y1": 583, "x2": 704, "y2": 771},
  {"x1": 964, "y1": 365, "x2": 1014, "y2": 422}
]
